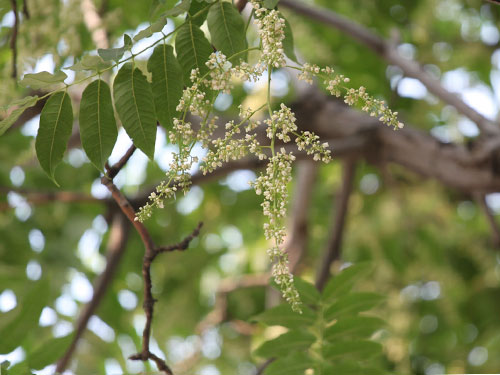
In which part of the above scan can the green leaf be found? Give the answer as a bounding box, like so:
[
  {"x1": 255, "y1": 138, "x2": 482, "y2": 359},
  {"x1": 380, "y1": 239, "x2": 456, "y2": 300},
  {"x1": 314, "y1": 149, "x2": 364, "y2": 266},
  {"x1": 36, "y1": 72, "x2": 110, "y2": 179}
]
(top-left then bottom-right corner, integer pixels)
[
  {"x1": 282, "y1": 17, "x2": 298, "y2": 63},
  {"x1": 27, "y1": 334, "x2": 74, "y2": 370},
  {"x1": 252, "y1": 303, "x2": 315, "y2": 329},
  {"x1": 35, "y1": 92, "x2": 74, "y2": 185},
  {"x1": 113, "y1": 63, "x2": 157, "y2": 159},
  {"x1": 294, "y1": 278, "x2": 320, "y2": 306},
  {"x1": 324, "y1": 292, "x2": 385, "y2": 321},
  {"x1": 324, "y1": 316, "x2": 386, "y2": 341},
  {"x1": 263, "y1": 0, "x2": 280, "y2": 9},
  {"x1": 207, "y1": 1, "x2": 247, "y2": 62},
  {"x1": 79, "y1": 80, "x2": 118, "y2": 172},
  {"x1": 322, "y1": 262, "x2": 372, "y2": 302},
  {"x1": 263, "y1": 353, "x2": 313, "y2": 375},
  {"x1": 5, "y1": 362, "x2": 33, "y2": 375},
  {"x1": 20, "y1": 71, "x2": 67, "y2": 89},
  {"x1": 188, "y1": 0, "x2": 209, "y2": 26},
  {"x1": 322, "y1": 362, "x2": 386, "y2": 375},
  {"x1": 255, "y1": 330, "x2": 315, "y2": 358},
  {"x1": 322, "y1": 340, "x2": 383, "y2": 360},
  {"x1": 175, "y1": 20, "x2": 213, "y2": 83},
  {"x1": 165, "y1": 0, "x2": 191, "y2": 16},
  {"x1": 67, "y1": 55, "x2": 110, "y2": 72},
  {"x1": 148, "y1": 44, "x2": 183, "y2": 129},
  {"x1": 0, "y1": 279, "x2": 50, "y2": 354},
  {"x1": 98, "y1": 34, "x2": 132, "y2": 62},
  {"x1": 0, "y1": 96, "x2": 39, "y2": 136},
  {"x1": 134, "y1": 17, "x2": 168, "y2": 41}
]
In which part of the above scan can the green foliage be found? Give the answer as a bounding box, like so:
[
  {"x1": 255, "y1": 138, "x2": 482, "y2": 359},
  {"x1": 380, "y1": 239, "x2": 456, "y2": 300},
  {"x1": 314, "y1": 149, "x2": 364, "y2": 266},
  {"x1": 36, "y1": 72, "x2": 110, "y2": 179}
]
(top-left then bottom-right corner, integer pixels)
[
  {"x1": 113, "y1": 63, "x2": 157, "y2": 159},
  {"x1": 0, "y1": 96, "x2": 39, "y2": 135},
  {"x1": 0, "y1": 279, "x2": 50, "y2": 354},
  {"x1": 35, "y1": 92, "x2": 74, "y2": 185},
  {"x1": 133, "y1": 18, "x2": 168, "y2": 42},
  {"x1": 79, "y1": 79, "x2": 118, "y2": 172},
  {"x1": 98, "y1": 34, "x2": 133, "y2": 62},
  {"x1": 27, "y1": 334, "x2": 74, "y2": 370},
  {"x1": 20, "y1": 72, "x2": 67, "y2": 89},
  {"x1": 67, "y1": 55, "x2": 110, "y2": 72},
  {"x1": 175, "y1": 20, "x2": 213, "y2": 82},
  {"x1": 253, "y1": 266, "x2": 386, "y2": 375},
  {"x1": 207, "y1": 1, "x2": 248, "y2": 63},
  {"x1": 282, "y1": 17, "x2": 298, "y2": 63},
  {"x1": 147, "y1": 44, "x2": 184, "y2": 129}
]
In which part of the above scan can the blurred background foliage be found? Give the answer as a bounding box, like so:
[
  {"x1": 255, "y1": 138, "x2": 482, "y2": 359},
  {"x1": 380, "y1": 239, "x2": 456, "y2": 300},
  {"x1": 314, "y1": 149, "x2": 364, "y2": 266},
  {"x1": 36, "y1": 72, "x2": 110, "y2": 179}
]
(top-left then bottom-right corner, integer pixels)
[{"x1": 1, "y1": 0, "x2": 500, "y2": 374}]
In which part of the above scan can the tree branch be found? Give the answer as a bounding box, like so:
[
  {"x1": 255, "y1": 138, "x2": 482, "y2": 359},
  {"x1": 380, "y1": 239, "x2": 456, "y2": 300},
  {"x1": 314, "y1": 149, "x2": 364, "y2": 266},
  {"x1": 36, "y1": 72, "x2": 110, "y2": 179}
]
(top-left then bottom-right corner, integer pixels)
[
  {"x1": 9, "y1": 0, "x2": 19, "y2": 78},
  {"x1": 55, "y1": 213, "x2": 130, "y2": 373},
  {"x1": 279, "y1": 0, "x2": 500, "y2": 137},
  {"x1": 316, "y1": 157, "x2": 356, "y2": 290},
  {"x1": 101, "y1": 149, "x2": 204, "y2": 375}
]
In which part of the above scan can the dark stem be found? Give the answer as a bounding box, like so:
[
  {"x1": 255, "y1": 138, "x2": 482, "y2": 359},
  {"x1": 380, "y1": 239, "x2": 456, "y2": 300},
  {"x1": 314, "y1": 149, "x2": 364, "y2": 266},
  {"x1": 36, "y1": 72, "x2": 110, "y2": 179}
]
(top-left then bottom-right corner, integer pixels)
[
  {"x1": 105, "y1": 144, "x2": 137, "y2": 179},
  {"x1": 129, "y1": 223, "x2": 203, "y2": 375},
  {"x1": 9, "y1": 0, "x2": 19, "y2": 78},
  {"x1": 316, "y1": 158, "x2": 356, "y2": 290},
  {"x1": 101, "y1": 147, "x2": 201, "y2": 375},
  {"x1": 22, "y1": 0, "x2": 30, "y2": 19}
]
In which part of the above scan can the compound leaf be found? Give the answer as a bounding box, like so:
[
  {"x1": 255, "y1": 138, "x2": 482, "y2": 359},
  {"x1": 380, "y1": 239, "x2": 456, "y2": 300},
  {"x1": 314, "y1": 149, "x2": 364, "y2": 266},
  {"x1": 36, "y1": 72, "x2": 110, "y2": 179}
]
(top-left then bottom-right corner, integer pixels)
[
  {"x1": 0, "y1": 96, "x2": 39, "y2": 136},
  {"x1": 35, "y1": 92, "x2": 74, "y2": 185},
  {"x1": 252, "y1": 303, "x2": 315, "y2": 329},
  {"x1": 113, "y1": 63, "x2": 156, "y2": 159},
  {"x1": 255, "y1": 330, "x2": 315, "y2": 358},
  {"x1": 79, "y1": 79, "x2": 117, "y2": 172},
  {"x1": 175, "y1": 21, "x2": 212, "y2": 82},
  {"x1": 207, "y1": 1, "x2": 247, "y2": 62},
  {"x1": 148, "y1": 44, "x2": 183, "y2": 129},
  {"x1": 20, "y1": 71, "x2": 67, "y2": 89}
]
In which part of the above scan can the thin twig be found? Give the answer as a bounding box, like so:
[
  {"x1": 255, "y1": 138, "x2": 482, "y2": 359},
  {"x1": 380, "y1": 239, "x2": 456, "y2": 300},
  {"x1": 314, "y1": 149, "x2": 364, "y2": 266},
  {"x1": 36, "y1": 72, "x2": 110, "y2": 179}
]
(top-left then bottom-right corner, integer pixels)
[
  {"x1": 55, "y1": 214, "x2": 130, "y2": 373},
  {"x1": 22, "y1": 0, "x2": 30, "y2": 19},
  {"x1": 102, "y1": 149, "x2": 200, "y2": 374},
  {"x1": 279, "y1": 0, "x2": 500, "y2": 137},
  {"x1": 9, "y1": 0, "x2": 19, "y2": 78},
  {"x1": 105, "y1": 144, "x2": 137, "y2": 179},
  {"x1": 129, "y1": 223, "x2": 203, "y2": 375},
  {"x1": 316, "y1": 158, "x2": 357, "y2": 290}
]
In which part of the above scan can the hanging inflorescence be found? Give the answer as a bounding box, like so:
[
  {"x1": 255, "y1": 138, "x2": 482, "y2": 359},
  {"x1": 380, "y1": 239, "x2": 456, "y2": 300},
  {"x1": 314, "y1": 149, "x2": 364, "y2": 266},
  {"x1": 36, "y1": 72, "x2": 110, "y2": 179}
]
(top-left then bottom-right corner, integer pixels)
[{"x1": 136, "y1": 0, "x2": 403, "y2": 312}]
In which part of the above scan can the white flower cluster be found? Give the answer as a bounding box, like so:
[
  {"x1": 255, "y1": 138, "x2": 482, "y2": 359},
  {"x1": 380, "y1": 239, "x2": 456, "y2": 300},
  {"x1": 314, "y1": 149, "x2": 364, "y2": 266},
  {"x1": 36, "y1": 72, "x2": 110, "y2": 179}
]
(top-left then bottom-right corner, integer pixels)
[
  {"x1": 137, "y1": 6, "x2": 404, "y2": 309},
  {"x1": 251, "y1": 150, "x2": 301, "y2": 310},
  {"x1": 298, "y1": 64, "x2": 404, "y2": 129},
  {"x1": 295, "y1": 131, "x2": 332, "y2": 162},
  {"x1": 203, "y1": 52, "x2": 233, "y2": 93},
  {"x1": 251, "y1": 1, "x2": 286, "y2": 68}
]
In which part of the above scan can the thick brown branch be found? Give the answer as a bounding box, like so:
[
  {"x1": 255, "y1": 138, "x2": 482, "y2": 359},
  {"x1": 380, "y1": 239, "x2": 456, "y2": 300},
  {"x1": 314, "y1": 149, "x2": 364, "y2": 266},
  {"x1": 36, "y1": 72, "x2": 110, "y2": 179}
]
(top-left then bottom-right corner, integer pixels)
[
  {"x1": 279, "y1": 0, "x2": 500, "y2": 137},
  {"x1": 316, "y1": 158, "x2": 356, "y2": 290},
  {"x1": 55, "y1": 214, "x2": 130, "y2": 373}
]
